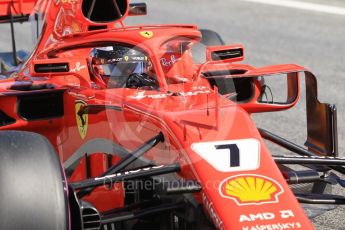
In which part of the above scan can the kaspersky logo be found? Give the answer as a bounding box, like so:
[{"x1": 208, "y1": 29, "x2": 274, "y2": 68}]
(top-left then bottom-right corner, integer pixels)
[{"x1": 219, "y1": 174, "x2": 284, "y2": 206}]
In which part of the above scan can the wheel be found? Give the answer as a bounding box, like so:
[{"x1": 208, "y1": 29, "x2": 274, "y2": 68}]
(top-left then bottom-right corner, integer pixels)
[
  {"x1": 199, "y1": 29, "x2": 225, "y2": 46},
  {"x1": 193, "y1": 29, "x2": 225, "y2": 63},
  {"x1": 0, "y1": 131, "x2": 69, "y2": 230}
]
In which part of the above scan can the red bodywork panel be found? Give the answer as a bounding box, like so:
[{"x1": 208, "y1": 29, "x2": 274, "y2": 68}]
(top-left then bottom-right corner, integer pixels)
[
  {"x1": 0, "y1": 0, "x2": 36, "y2": 16},
  {"x1": 0, "y1": 0, "x2": 315, "y2": 229}
]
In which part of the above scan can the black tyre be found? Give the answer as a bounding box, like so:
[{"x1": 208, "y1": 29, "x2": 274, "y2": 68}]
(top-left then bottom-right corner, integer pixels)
[
  {"x1": 0, "y1": 131, "x2": 69, "y2": 230},
  {"x1": 193, "y1": 29, "x2": 225, "y2": 63},
  {"x1": 199, "y1": 29, "x2": 225, "y2": 46}
]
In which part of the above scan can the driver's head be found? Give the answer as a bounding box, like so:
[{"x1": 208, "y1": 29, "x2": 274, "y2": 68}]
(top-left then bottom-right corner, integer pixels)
[{"x1": 91, "y1": 45, "x2": 153, "y2": 88}]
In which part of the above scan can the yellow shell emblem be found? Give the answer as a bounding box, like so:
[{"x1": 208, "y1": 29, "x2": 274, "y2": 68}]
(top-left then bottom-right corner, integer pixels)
[
  {"x1": 139, "y1": 31, "x2": 154, "y2": 38},
  {"x1": 75, "y1": 100, "x2": 88, "y2": 139},
  {"x1": 219, "y1": 175, "x2": 283, "y2": 205}
]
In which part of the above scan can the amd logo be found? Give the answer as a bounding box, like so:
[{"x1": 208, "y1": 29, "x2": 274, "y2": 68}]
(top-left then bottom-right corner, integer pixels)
[
  {"x1": 240, "y1": 210, "x2": 295, "y2": 222},
  {"x1": 240, "y1": 213, "x2": 275, "y2": 222}
]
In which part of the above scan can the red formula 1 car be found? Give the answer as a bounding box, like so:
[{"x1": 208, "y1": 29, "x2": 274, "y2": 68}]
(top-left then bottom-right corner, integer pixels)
[{"x1": 0, "y1": 0, "x2": 343, "y2": 229}]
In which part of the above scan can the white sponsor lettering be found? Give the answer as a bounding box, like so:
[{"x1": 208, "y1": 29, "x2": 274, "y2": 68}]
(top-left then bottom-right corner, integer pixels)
[
  {"x1": 160, "y1": 55, "x2": 178, "y2": 67},
  {"x1": 242, "y1": 222, "x2": 302, "y2": 230},
  {"x1": 240, "y1": 213, "x2": 275, "y2": 222},
  {"x1": 71, "y1": 62, "x2": 86, "y2": 72},
  {"x1": 95, "y1": 165, "x2": 165, "y2": 181},
  {"x1": 129, "y1": 90, "x2": 211, "y2": 100},
  {"x1": 132, "y1": 56, "x2": 146, "y2": 61},
  {"x1": 280, "y1": 210, "x2": 294, "y2": 219},
  {"x1": 240, "y1": 210, "x2": 295, "y2": 223}
]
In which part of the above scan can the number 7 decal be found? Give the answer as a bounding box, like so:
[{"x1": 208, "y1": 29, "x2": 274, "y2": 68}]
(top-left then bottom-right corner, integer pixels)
[
  {"x1": 192, "y1": 139, "x2": 260, "y2": 172},
  {"x1": 215, "y1": 144, "x2": 240, "y2": 167}
]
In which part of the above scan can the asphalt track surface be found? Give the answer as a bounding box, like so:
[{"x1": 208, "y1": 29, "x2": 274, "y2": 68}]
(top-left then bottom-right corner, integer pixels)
[{"x1": 1, "y1": 0, "x2": 345, "y2": 229}]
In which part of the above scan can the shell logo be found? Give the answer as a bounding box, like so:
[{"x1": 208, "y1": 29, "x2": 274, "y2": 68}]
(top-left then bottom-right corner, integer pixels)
[{"x1": 219, "y1": 174, "x2": 284, "y2": 206}]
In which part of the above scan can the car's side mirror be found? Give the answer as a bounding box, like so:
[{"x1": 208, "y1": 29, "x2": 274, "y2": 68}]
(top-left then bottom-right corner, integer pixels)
[
  {"x1": 231, "y1": 71, "x2": 300, "y2": 113},
  {"x1": 205, "y1": 65, "x2": 338, "y2": 157},
  {"x1": 257, "y1": 72, "x2": 299, "y2": 104},
  {"x1": 206, "y1": 44, "x2": 244, "y2": 63},
  {"x1": 30, "y1": 58, "x2": 89, "y2": 76},
  {"x1": 29, "y1": 58, "x2": 92, "y2": 89},
  {"x1": 30, "y1": 59, "x2": 70, "y2": 76},
  {"x1": 203, "y1": 64, "x2": 302, "y2": 113}
]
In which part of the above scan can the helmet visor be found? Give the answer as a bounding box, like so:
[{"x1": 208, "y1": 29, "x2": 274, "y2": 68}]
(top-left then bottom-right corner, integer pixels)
[{"x1": 101, "y1": 61, "x2": 146, "y2": 77}]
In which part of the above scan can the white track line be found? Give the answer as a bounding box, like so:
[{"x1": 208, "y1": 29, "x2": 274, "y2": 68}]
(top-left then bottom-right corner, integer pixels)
[{"x1": 243, "y1": 0, "x2": 345, "y2": 16}]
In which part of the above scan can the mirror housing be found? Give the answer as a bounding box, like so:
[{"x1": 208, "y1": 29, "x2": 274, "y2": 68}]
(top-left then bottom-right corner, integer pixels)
[
  {"x1": 202, "y1": 64, "x2": 303, "y2": 113},
  {"x1": 29, "y1": 58, "x2": 92, "y2": 89},
  {"x1": 30, "y1": 58, "x2": 90, "y2": 76},
  {"x1": 206, "y1": 44, "x2": 244, "y2": 63},
  {"x1": 31, "y1": 59, "x2": 71, "y2": 76},
  {"x1": 203, "y1": 63, "x2": 338, "y2": 157}
]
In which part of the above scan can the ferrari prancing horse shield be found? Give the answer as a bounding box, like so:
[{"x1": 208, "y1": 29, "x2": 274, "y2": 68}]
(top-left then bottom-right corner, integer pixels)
[
  {"x1": 75, "y1": 100, "x2": 88, "y2": 139},
  {"x1": 140, "y1": 31, "x2": 154, "y2": 38}
]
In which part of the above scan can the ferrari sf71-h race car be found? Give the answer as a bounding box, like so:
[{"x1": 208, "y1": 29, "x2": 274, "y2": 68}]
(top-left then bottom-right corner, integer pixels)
[{"x1": 0, "y1": 0, "x2": 344, "y2": 229}]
